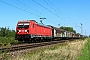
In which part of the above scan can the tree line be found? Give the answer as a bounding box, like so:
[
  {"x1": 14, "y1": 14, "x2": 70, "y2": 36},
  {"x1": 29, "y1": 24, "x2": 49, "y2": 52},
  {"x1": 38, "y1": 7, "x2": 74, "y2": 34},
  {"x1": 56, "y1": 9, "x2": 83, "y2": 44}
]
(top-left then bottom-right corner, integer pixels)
[
  {"x1": 0, "y1": 27, "x2": 15, "y2": 37},
  {"x1": 0, "y1": 26, "x2": 78, "y2": 37},
  {"x1": 60, "y1": 26, "x2": 76, "y2": 33}
]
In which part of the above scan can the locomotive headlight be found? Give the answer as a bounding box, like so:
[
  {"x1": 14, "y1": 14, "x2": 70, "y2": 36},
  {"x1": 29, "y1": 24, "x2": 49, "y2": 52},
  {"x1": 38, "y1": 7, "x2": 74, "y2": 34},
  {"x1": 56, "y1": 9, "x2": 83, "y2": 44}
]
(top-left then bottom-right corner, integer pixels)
[
  {"x1": 19, "y1": 30, "x2": 21, "y2": 32},
  {"x1": 25, "y1": 30, "x2": 27, "y2": 32}
]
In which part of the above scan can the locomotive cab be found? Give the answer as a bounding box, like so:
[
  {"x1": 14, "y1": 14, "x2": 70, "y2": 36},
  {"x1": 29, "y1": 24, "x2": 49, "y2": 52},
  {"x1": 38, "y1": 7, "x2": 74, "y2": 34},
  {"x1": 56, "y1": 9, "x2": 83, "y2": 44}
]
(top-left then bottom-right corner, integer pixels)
[
  {"x1": 15, "y1": 20, "x2": 31, "y2": 42},
  {"x1": 17, "y1": 22, "x2": 30, "y2": 33}
]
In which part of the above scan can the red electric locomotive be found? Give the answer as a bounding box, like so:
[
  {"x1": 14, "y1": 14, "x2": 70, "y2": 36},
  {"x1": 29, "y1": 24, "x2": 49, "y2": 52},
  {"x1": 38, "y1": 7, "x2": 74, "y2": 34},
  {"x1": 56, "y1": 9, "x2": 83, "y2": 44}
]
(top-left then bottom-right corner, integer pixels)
[{"x1": 15, "y1": 20, "x2": 52, "y2": 42}]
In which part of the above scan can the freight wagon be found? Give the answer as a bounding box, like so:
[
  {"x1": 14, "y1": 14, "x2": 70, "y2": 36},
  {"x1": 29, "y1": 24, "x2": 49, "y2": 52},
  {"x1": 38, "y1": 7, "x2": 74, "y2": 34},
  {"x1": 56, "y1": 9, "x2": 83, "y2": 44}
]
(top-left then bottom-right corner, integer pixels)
[{"x1": 51, "y1": 26, "x2": 81, "y2": 39}]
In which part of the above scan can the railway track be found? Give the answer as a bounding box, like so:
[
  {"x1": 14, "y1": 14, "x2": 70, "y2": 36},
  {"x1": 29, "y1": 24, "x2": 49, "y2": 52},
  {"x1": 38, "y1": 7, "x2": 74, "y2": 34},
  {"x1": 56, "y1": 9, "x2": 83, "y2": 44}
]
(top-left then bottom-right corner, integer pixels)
[{"x1": 0, "y1": 40, "x2": 67, "y2": 52}]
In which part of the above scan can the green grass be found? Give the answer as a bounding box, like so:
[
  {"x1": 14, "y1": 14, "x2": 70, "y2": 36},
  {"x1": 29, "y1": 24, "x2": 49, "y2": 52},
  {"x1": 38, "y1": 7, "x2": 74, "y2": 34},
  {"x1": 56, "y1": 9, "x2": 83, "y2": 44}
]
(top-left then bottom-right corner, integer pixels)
[
  {"x1": 21, "y1": 44, "x2": 68, "y2": 60},
  {"x1": 16, "y1": 39, "x2": 87, "y2": 60},
  {"x1": 78, "y1": 38, "x2": 90, "y2": 60},
  {"x1": 0, "y1": 37, "x2": 18, "y2": 60},
  {"x1": 0, "y1": 38, "x2": 88, "y2": 60},
  {"x1": 0, "y1": 37, "x2": 18, "y2": 46}
]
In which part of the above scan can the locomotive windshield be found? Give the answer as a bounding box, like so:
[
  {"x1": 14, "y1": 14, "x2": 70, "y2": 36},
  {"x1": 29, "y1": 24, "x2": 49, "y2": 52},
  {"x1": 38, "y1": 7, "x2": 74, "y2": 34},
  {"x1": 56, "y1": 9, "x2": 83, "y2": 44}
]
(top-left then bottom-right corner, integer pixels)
[{"x1": 17, "y1": 23, "x2": 29, "y2": 29}]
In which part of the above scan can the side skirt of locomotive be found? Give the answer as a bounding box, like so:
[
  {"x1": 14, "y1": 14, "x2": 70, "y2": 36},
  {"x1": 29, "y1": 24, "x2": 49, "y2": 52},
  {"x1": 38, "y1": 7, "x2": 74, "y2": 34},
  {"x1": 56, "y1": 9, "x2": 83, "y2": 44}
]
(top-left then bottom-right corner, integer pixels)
[{"x1": 15, "y1": 34, "x2": 52, "y2": 42}]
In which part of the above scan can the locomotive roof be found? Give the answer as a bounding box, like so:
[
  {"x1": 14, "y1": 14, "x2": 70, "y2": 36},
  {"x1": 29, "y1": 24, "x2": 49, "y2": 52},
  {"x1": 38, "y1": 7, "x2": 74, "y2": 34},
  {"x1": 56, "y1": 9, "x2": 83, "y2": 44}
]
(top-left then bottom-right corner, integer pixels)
[
  {"x1": 18, "y1": 20, "x2": 37, "y2": 22},
  {"x1": 18, "y1": 20, "x2": 50, "y2": 28},
  {"x1": 31, "y1": 20, "x2": 51, "y2": 28},
  {"x1": 18, "y1": 20, "x2": 30, "y2": 22},
  {"x1": 36, "y1": 23, "x2": 51, "y2": 28}
]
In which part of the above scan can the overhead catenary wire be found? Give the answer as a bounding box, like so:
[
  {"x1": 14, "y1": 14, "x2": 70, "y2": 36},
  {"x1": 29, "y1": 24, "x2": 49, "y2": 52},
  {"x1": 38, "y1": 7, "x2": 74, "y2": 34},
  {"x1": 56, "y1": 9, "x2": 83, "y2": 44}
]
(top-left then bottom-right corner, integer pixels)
[
  {"x1": 0, "y1": 0, "x2": 40, "y2": 17},
  {"x1": 48, "y1": 0, "x2": 81, "y2": 28},
  {"x1": 13, "y1": 0, "x2": 81, "y2": 28},
  {"x1": 15, "y1": 0, "x2": 58, "y2": 24},
  {"x1": 32, "y1": 0, "x2": 76, "y2": 27},
  {"x1": 16, "y1": 0, "x2": 41, "y2": 17},
  {"x1": 44, "y1": 0, "x2": 68, "y2": 20},
  {"x1": 44, "y1": 0, "x2": 59, "y2": 15},
  {"x1": 0, "y1": 0, "x2": 58, "y2": 26},
  {"x1": 0, "y1": 0, "x2": 81, "y2": 30},
  {"x1": 12, "y1": 0, "x2": 39, "y2": 16}
]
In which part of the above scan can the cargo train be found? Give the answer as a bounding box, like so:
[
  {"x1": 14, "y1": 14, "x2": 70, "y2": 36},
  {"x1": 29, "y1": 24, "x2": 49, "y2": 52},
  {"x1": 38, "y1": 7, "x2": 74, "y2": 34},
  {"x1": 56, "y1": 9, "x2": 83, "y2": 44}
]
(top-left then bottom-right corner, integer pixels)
[{"x1": 15, "y1": 20, "x2": 81, "y2": 42}]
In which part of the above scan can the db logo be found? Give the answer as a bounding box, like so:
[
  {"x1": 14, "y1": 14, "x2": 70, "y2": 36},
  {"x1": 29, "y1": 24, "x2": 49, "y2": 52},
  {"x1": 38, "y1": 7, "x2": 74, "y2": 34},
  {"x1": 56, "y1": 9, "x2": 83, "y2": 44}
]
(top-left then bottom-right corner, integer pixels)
[{"x1": 22, "y1": 30, "x2": 24, "y2": 32}]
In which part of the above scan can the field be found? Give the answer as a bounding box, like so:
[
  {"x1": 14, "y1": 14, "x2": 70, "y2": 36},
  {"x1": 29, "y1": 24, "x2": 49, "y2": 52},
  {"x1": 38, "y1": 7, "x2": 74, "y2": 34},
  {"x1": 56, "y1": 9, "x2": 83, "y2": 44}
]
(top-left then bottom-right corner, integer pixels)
[
  {"x1": 78, "y1": 38, "x2": 90, "y2": 60},
  {"x1": 0, "y1": 37, "x2": 18, "y2": 46},
  {"x1": 4, "y1": 38, "x2": 87, "y2": 60},
  {"x1": 0, "y1": 38, "x2": 89, "y2": 60}
]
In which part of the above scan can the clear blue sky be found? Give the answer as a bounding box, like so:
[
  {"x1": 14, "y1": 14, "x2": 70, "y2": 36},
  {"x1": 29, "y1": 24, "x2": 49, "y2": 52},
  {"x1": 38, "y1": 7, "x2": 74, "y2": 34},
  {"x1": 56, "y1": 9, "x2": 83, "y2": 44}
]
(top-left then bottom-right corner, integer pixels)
[{"x1": 0, "y1": 0, "x2": 90, "y2": 36}]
